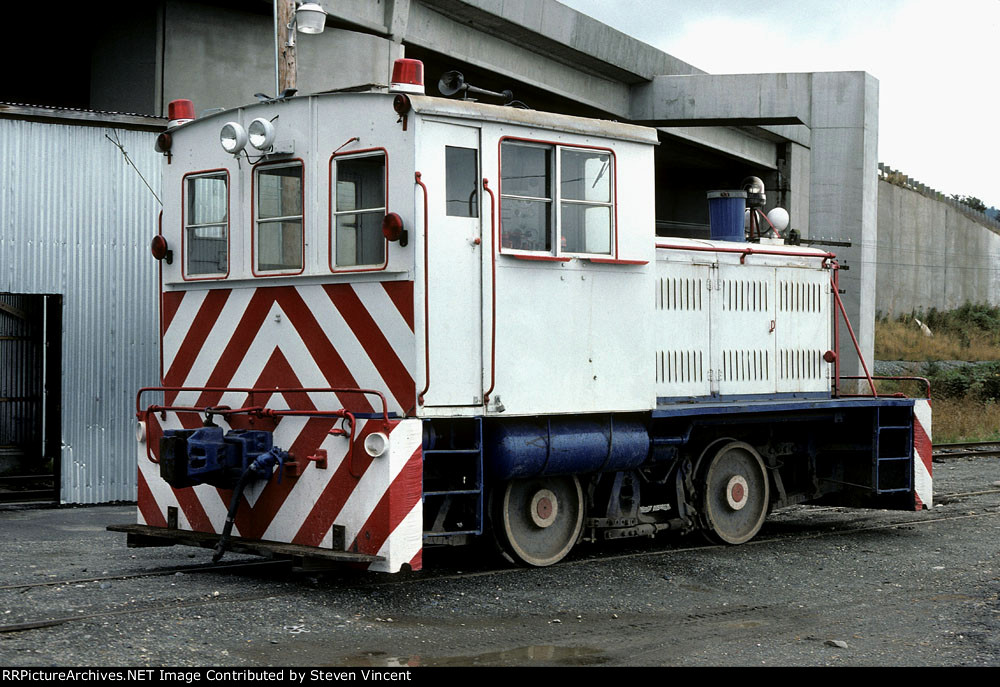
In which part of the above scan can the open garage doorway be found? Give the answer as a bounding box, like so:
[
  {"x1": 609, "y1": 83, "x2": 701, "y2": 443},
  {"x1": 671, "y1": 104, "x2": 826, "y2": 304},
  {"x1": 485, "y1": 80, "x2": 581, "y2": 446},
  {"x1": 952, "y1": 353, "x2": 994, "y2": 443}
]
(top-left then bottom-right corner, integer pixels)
[{"x1": 0, "y1": 294, "x2": 61, "y2": 503}]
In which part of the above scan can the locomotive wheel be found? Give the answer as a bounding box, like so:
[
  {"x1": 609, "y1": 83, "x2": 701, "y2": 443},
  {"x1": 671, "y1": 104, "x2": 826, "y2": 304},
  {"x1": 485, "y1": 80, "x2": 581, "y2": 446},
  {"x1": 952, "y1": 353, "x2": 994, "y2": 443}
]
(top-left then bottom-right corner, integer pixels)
[
  {"x1": 699, "y1": 441, "x2": 769, "y2": 545},
  {"x1": 492, "y1": 475, "x2": 584, "y2": 567}
]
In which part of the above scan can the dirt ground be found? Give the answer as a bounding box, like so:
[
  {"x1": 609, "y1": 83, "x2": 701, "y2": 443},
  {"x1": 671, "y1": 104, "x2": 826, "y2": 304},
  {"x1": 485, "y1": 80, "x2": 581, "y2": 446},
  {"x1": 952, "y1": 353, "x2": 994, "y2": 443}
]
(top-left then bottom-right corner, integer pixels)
[{"x1": 1, "y1": 455, "x2": 998, "y2": 668}]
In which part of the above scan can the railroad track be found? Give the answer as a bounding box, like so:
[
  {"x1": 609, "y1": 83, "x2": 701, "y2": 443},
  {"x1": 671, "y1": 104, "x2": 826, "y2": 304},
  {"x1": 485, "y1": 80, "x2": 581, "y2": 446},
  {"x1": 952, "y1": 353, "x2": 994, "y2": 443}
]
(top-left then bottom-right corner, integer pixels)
[
  {"x1": 3, "y1": 488, "x2": 999, "y2": 635},
  {"x1": 932, "y1": 441, "x2": 1000, "y2": 459}
]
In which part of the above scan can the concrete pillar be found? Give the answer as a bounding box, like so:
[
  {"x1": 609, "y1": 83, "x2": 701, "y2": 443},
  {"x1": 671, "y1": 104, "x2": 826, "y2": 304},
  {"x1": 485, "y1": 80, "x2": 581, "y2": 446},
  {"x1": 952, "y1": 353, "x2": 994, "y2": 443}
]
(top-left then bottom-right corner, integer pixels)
[
  {"x1": 808, "y1": 72, "x2": 878, "y2": 381},
  {"x1": 385, "y1": 0, "x2": 410, "y2": 81},
  {"x1": 784, "y1": 141, "x2": 811, "y2": 238}
]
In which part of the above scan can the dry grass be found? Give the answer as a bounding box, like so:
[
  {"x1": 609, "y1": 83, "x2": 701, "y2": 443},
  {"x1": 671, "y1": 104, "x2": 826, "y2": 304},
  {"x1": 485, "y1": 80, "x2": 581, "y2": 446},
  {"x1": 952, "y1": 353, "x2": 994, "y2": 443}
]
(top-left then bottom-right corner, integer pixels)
[
  {"x1": 875, "y1": 307, "x2": 1000, "y2": 442},
  {"x1": 874, "y1": 318, "x2": 1000, "y2": 361},
  {"x1": 929, "y1": 397, "x2": 1000, "y2": 443}
]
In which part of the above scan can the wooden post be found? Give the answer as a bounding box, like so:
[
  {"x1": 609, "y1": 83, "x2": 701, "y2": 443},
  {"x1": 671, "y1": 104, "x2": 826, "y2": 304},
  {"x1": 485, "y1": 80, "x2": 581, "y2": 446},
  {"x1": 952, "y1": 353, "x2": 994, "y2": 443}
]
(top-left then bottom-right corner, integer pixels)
[{"x1": 277, "y1": 0, "x2": 296, "y2": 94}]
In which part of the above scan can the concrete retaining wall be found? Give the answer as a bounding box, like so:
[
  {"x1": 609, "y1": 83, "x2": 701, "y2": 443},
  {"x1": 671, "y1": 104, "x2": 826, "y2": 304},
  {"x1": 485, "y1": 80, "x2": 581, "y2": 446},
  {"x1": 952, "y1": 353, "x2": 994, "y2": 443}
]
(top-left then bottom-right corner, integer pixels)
[{"x1": 876, "y1": 178, "x2": 1000, "y2": 316}]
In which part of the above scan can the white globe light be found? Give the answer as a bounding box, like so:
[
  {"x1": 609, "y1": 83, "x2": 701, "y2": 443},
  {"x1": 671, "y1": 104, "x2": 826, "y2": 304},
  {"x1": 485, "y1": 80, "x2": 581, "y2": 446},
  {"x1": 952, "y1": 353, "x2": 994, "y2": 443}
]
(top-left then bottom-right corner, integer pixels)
[
  {"x1": 220, "y1": 121, "x2": 248, "y2": 155},
  {"x1": 766, "y1": 207, "x2": 790, "y2": 232},
  {"x1": 248, "y1": 118, "x2": 276, "y2": 151},
  {"x1": 296, "y1": 2, "x2": 327, "y2": 34}
]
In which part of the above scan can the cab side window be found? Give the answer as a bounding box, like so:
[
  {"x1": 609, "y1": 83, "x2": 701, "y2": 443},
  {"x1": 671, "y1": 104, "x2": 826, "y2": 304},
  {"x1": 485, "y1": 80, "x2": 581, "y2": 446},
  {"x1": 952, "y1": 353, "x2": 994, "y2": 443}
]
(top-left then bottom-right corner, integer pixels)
[
  {"x1": 255, "y1": 162, "x2": 304, "y2": 273},
  {"x1": 560, "y1": 148, "x2": 612, "y2": 255},
  {"x1": 500, "y1": 142, "x2": 552, "y2": 252},
  {"x1": 499, "y1": 141, "x2": 614, "y2": 256},
  {"x1": 332, "y1": 152, "x2": 386, "y2": 268},
  {"x1": 184, "y1": 172, "x2": 228, "y2": 277}
]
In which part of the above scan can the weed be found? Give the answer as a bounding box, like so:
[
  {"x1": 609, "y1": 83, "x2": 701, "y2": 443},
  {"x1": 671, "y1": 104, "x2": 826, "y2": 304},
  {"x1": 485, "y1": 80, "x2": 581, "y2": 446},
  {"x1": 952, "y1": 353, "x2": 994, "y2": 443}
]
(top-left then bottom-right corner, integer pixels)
[{"x1": 876, "y1": 303, "x2": 1000, "y2": 442}]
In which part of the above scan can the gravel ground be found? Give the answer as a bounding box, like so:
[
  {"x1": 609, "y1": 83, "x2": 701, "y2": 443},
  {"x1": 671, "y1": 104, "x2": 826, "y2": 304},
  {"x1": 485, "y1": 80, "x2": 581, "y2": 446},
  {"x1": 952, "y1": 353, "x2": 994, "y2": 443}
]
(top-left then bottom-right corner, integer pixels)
[{"x1": 1, "y1": 456, "x2": 998, "y2": 668}]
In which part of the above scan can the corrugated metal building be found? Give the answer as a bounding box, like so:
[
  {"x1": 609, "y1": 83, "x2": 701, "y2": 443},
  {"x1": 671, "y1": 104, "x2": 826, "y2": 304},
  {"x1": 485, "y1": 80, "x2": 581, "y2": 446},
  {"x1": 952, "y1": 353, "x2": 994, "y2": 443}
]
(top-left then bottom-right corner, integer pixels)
[{"x1": 0, "y1": 108, "x2": 163, "y2": 503}]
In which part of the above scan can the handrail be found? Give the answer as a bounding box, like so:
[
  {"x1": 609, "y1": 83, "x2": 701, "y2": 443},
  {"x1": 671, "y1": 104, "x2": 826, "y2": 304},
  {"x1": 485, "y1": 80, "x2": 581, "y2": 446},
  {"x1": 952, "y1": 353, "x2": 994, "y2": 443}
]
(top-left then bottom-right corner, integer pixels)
[
  {"x1": 135, "y1": 386, "x2": 389, "y2": 421},
  {"x1": 839, "y1": 376, "x2": 932, "y2": 400},
  {"x1": 655, "y1": 242, "x2": 837, "y2": 265},
  {"x1": 482, "y1": 177, "x2": 497, "y2": 405},
  {"x1": 829, "y1": 267, "x2": 877, "y2": 397},
  {"x1": 415, "y1": 171, "x2": 431, "y2": 405}
]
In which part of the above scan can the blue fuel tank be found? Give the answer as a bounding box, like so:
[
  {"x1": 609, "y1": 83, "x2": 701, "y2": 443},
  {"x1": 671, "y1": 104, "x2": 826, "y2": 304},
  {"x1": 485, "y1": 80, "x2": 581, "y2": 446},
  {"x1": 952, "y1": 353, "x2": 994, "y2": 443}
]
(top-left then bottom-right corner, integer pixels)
[{"x1": 487, "y1": 416, "x2": 650, "y2": 481}]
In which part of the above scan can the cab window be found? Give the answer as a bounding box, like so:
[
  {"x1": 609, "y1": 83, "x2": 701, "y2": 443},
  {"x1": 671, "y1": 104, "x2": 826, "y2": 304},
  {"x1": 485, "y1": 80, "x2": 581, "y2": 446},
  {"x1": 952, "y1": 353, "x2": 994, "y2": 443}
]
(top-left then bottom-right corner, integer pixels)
[
  {"x1": 183, "y1": 172, "x2": 228, "y2": 277},
  {"x1": 332, "y1": 152, "x2": 386, "y2": 268},
  {"x1": 500, "y1": 141, "x2": 613, "y2": 256},
  {"x1": 500, "y1": 142, "x2": 552, "y2": 252},
  {"x1": 255, "y1": 162, "x2": 303, "y2": 273}
]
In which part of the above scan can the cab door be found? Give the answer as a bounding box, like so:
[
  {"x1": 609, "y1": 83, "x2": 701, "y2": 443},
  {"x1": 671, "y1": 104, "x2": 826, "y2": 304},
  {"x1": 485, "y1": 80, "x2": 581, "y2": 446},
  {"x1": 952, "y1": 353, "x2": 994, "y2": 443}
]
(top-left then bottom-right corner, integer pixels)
[{"x1": 419, "y1": 121, "x2": 483, "y2": 407}]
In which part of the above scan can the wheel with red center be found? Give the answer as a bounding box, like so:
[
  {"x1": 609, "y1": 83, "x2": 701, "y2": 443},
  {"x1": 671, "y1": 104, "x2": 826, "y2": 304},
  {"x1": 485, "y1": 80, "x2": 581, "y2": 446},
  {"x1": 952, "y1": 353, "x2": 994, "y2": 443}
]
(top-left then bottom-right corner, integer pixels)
[
  {"x1": 492, "y1": 475, "x2": 584, "y2": 567},
  {"x1": 698, "y1": 441, "x2": 769, "y2": 544}
]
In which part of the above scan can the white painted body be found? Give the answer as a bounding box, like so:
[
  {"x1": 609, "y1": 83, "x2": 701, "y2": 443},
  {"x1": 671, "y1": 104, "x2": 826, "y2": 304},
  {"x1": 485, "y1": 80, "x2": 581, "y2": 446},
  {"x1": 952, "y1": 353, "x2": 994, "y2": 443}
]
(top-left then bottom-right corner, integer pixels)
[
  {"x1": 653, "y1": 240, "x2": 833, "y2": 401},
  {"x1": 158, "y1": 91, "x2": 833, "y2": 421}
]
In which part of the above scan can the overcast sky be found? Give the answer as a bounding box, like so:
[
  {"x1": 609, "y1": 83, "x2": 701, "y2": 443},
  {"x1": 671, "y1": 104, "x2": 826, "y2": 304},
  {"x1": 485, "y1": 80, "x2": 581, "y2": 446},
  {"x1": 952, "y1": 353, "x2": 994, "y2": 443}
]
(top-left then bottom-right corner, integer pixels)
[{"x1": 560, "y1": 0, "x2": 1000, "y2": 209}]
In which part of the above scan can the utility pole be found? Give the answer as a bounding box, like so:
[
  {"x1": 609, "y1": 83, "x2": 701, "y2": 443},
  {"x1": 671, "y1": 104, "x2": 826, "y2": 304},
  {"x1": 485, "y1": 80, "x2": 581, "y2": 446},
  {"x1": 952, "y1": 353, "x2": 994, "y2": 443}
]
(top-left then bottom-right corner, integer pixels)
[{"x1": 275, "y1": 0, "x2": 297, "y2": 95}]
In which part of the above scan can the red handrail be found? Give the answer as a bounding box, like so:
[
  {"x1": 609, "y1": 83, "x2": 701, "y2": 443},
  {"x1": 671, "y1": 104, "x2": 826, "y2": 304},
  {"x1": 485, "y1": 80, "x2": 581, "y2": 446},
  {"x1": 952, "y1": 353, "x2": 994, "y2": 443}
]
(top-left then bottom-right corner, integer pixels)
[
  {"x1": 840, "y1": 376, "x2": 932, "y2": 399},
  {"x1": 655, "y1": 242, "x2": 836, "y2": 265},
  {"x1": 829, "y1": 267, "x2": 877, "y2": 397},
  {"x1": 415, "y1": 171, "x2": 431, "y2": 405},
  {"x1": 482, "y1": 177, "x2": 497, "y2": 405},
  {"x1": 136, "y1": 386, "x2": 389, "y2": 421}
]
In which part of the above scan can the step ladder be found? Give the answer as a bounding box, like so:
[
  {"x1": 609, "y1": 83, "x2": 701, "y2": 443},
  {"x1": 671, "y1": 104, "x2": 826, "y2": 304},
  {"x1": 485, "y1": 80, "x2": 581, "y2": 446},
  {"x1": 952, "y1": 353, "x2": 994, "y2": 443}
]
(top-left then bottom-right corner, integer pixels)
[{"x1": 422, "y1": 418, "x2": 484, "y2": 544}]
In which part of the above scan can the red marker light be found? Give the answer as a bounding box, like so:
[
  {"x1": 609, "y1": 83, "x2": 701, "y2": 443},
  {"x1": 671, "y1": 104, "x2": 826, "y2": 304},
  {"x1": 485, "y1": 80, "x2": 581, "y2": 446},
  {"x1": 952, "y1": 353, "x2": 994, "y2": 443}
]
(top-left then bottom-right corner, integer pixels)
[
  {"x1": 382, "y1": 212, "x2": 407, "y2": 247},
  {"x1": 154, "y1": 132, "x2": 172, "y2": 153},
  {"x1": 151, "y1": 235, "x2": 169, "y2": 261},
  {"x1": 393, "y1": 94, "x2": 411, "y2": 116},
  {"x1": 823, "y1": 350, "x2": 837, "y2": 363}
]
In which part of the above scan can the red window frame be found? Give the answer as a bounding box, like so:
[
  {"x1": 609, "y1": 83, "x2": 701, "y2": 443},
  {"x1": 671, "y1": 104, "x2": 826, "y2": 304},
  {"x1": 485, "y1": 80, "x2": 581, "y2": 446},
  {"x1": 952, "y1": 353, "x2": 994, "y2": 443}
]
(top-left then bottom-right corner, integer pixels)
[
  {"x1": 251, "y1": 158, "x2": 306, "y2": 277},
  {"x1": 497, "y1": 136, "x2": 619, "y2": 261},
  {"x1": 180, "y1": 168, "x2": 231, "y2": 281},
  {"x1": 328, "y1": 147, "x2": 390, "y2": 273}
]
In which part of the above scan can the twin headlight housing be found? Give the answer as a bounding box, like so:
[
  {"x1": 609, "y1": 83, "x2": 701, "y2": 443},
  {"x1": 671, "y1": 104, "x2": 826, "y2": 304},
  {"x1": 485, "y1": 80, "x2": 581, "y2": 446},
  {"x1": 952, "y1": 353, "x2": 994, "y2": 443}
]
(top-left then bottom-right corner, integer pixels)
[{"x1": 220, "y1": 117, "x2": 276, "y2": 156}]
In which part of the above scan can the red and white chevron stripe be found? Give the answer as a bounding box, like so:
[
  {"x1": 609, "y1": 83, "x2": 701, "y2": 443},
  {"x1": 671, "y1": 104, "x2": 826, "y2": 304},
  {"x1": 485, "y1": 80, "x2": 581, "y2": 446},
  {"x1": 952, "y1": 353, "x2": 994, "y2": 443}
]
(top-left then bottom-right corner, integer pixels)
[
  {"x1": 912, "y1": 398, "x2": 932, "y2": 510},
  {"x1": 161, "y1": 282, "x2": 416, "y2": 415},
  {"x1": 137, "y1": 281, "x2": 423, "y2": 572}
]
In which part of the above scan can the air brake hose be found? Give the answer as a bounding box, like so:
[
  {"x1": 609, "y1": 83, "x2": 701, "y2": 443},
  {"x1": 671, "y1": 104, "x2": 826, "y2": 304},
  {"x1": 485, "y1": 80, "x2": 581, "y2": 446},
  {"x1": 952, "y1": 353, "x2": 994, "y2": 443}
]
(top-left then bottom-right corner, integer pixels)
[{"x1": 212, "y1": 447, "x2": 287, "y2": 563}]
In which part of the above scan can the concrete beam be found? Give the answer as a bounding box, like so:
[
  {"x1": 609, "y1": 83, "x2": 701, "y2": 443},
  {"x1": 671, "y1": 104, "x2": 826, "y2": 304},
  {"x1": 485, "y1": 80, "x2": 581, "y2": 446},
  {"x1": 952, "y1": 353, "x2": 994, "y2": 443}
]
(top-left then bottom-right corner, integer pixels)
[
  {"x1": 417, "y1": 0, "x2": 703, "y2": 83},
  {"x1": 630, "y1": 73, "x2": 813, "y2": 127},
  {"x1": 659, "y1": 126, "x2": 779, "y2": 171},
  {"x1": 403, "y1": 1, "x2": 632, "y2": 116}
]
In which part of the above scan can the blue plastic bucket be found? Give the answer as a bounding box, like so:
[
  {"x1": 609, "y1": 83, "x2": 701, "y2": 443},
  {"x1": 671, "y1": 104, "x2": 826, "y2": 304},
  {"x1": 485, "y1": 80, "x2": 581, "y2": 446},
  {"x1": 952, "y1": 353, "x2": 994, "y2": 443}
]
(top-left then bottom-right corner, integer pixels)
[{"x1": 707, "y1": 191, "x2": 747, "y2": 242}]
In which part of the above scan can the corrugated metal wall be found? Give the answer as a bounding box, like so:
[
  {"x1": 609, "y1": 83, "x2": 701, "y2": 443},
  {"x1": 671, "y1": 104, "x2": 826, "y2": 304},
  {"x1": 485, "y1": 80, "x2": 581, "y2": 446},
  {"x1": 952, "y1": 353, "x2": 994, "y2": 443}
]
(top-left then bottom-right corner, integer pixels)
[{"x1": 0, "y1": 118, "x2": 161, "y2": 503}]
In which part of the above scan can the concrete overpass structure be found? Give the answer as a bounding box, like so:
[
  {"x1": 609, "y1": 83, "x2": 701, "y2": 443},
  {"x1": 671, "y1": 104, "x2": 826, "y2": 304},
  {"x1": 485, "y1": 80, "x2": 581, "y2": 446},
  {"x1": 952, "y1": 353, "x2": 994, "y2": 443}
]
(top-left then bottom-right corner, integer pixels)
[{"x1": 133, "y1": 0, "x2": 878, "y2": 370}]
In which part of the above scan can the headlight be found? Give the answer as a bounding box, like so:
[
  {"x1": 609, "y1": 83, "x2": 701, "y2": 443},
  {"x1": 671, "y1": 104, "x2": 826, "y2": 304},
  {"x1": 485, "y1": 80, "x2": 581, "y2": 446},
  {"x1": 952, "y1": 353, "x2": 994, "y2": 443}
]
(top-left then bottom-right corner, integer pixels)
[
  {"x1": 220, "y1": 122, "x2": 248, "y2": 155},
  {"x1": 248, "y1": 118, "x2": 276, "y2": 151},
  {"x1": 364, "y1": 432, "x2": 389, "y2": 458}
]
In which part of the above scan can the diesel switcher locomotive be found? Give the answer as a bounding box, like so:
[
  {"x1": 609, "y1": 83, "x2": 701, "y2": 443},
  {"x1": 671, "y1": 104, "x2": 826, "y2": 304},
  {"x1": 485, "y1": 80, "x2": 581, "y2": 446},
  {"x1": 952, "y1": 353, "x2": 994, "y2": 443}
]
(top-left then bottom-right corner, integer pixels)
[{"x1": 111, "y1": 59, "x2": 932, "y2": 571}]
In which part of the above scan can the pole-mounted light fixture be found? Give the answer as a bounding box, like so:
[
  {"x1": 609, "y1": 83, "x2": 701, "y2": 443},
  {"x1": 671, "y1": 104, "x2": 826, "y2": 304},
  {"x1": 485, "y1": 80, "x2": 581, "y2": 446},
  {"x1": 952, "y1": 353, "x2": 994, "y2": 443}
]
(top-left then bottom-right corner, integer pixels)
[
  {"x1": 274, "y1": 1, "x2": 328, "y2": 97},
  {"x1": 294, "y1": 2, "x2": 327, "y2": 36}
]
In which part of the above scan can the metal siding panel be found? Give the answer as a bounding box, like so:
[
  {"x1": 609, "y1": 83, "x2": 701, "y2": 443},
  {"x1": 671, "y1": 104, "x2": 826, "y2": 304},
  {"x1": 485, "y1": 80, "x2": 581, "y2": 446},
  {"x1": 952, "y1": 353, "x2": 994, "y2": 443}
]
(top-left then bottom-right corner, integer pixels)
[{"x1": 0, "y1": 118, "x2": 161, "y2": 503}]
